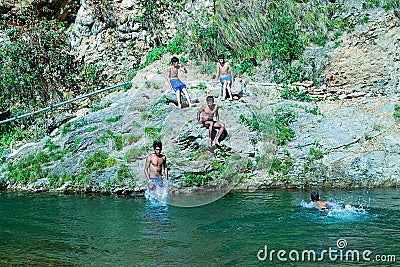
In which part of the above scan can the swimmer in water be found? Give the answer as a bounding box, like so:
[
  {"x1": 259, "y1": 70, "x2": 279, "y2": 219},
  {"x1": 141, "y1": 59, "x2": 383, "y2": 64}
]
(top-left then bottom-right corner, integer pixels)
[{"x1": 311, "y1": 192, "x2": 332, "y2": 210}]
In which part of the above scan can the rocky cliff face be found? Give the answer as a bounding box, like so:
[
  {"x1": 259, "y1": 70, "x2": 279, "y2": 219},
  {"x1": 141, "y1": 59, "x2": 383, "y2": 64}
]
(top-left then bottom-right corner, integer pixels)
[
  {"x1": 68, "y1": 0, "x2": 214, "y2": 80},
  {"x1": 0, "y1": 2, "x2": 399, "y2": 194}
]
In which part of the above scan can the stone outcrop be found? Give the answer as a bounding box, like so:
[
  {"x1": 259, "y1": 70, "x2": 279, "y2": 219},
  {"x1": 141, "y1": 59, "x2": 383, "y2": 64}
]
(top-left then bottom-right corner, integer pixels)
[
  {"x1": 0, "y1": 2, "x2": 399, "y2": 194},
  {"x1": 67, "y1": 0, "x2": 214, "y2": 80},
  {"x1": 322, "y1": 9, "x2": 400, "y2": 97},
  {"x1": 1, "y1": 53, "x2": 399, "y2": 194}
]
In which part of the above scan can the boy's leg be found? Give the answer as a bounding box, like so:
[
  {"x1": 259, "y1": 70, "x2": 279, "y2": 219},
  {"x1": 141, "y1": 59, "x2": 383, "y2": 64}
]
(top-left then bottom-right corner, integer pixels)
[
  {"x1": 221, "y1": 81, "x2": 227, "y2": 101},
  {"x1": 204, "y1": 121, "x2": 213, "y2": 147},
  {"x1": 175, "y1": 90, "x2": 182, "y2": 108},
  {"x1": 226, "y1": 81, "x2": 233, "y2": 100},
  {"x1": 208, "y1": 123, "x2": 214, "y2": 147},
  {"x1": 213, "y1": 121, "x2": 225, "y2": 146},
  {"x1": 182, "y1": 88, "x2": 193, "y2": 107}
]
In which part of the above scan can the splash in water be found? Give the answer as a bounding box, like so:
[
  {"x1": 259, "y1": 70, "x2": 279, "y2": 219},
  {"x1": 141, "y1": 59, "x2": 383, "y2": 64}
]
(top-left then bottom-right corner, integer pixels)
[
  {"x1": 145, "y1": 178, "x2": 168, "y2": 206},
  {"x1": 301, "y1": 200, "x2": 368, "y2": 219}
]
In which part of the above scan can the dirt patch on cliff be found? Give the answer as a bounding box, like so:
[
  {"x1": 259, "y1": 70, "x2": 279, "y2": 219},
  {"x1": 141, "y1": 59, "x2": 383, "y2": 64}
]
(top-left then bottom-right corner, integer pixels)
[{"x1": 322, "y1": 9, "x2": 400, "y2": 96}]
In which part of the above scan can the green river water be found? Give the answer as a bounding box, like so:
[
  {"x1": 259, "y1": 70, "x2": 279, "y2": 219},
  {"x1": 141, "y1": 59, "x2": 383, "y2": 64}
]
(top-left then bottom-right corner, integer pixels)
[{"x1": 0, "y1": 189, "x2": 399, "y2": 266}]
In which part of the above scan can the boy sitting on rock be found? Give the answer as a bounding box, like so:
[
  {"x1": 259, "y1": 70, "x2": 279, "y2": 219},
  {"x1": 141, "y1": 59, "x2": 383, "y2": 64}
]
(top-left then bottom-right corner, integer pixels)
[{"x1": 197, "y1": 96, "x2": 226, "y2": 147}]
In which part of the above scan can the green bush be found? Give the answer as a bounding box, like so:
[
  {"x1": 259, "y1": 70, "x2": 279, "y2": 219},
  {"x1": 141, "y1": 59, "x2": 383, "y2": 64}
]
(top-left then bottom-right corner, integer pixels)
[
  {"x1": 105, "y1": 115, "x2": 123, "y2": 123},
  {"x1": 185, "y1": 10, "x2": 225, "y2": 60},
  {"x1": 199, "y1": 62, "x2": 216, "y2": 76},
  {"x1": 394, "y1": 104, "x2": 400, "y2": 122},
  {"x1": 184, "y1": 172, "x2": 213, "y2": 186},
  {"x1": 84, "y1": 151, "x2": 117, "y2": 173},
  {"x1": 0, "y1": 4, "x2": 106, "y2": 117},
  {"x1": 144, "y1": 126, "x2": 162, "y2": 141},
  {"x1": 62, "y1": 118, "x2": 88, "y2": 136},
  {"x1": 167, "y1": 34, "x2": 186, "y2": 54},
  {"x1": 144, "y1": 46, "x2": 166, "y2": 66},
  {"x1": 232, "y1": 59, "x2": 254, "y2": 76},
  {"x1": 363, "y1": 0, "x2": 381, "y2": 9},
  {"x1": 124, "y1": 146, "x2": 148, "y2": 161},
  {"x1": 274, "y1": 108, "x2": 296, "y2": 146},
  {"x1": 266, "y1": 5, "x2": 304, "y2": 64},
  {"x1": 307, "y1": 147, "x2": 324, "y2": 161},
  {"x1": 269, "y1": 151, "x2": 293, "y2": 175},
  {"x1": 281, "y1": 86, "x2": 312, "y2": 102},
  {"x1": 6, "y1": 147, "x2": 66, "y2": 185},
  {"x1": 97, "y1": 130, "x2": 123, "y2": 151}
]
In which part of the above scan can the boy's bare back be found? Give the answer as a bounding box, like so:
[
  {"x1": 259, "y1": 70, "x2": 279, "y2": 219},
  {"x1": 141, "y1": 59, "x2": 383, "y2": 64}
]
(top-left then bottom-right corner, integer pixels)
[{"x1": 166, "y1": 65, "x2": 179, "y2": 79}]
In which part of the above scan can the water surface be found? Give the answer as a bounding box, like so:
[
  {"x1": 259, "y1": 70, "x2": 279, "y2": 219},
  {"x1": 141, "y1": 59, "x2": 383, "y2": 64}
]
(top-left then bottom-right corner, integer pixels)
[{"x1": 0, "y1": 189, "x2": 399, "y2": 266}]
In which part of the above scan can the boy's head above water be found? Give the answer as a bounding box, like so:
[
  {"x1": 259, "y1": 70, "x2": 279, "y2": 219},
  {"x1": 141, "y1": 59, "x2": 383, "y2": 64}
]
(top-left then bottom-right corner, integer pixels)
[{"x1": 311, "y1": 192, "x2": 320, "y2": 201}]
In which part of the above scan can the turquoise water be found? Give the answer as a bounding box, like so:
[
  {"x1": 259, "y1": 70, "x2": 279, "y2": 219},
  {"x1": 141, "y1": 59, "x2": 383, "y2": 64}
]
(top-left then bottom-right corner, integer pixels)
[{"x1": 0, "y1": 189, "x2": 399, "y2": 266}]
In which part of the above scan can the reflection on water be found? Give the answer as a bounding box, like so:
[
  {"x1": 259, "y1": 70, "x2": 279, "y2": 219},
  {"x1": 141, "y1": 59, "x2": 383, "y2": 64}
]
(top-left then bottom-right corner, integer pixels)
[
  {"x1": 144, "y1": 201, "x2": 170, "y2": 237},
  {"x1": 0, "y1": 189, "x2": 399, "y2": 266}
]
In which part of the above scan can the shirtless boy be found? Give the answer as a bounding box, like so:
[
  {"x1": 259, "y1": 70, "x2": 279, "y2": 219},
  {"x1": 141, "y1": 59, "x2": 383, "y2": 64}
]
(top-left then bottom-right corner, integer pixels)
[
  {"x1": 215, "y1": 54, "x2": 234, "y2": 101},
  {"x1": 311, "y1": 192, "x2": 331, "y2": 210},
  {"x1": 166, "y1": 57, "x2": 193, "y2": 109},
  {"x1": 197, "y1": 96, "x2": 225, "y2": 147},
  {"x1": 144, "y1": 141, "x2": 168, "y2": 192}
]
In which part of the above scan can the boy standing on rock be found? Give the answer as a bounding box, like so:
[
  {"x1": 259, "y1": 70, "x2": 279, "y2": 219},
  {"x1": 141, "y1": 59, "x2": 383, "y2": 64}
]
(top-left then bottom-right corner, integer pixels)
[
  {"x1": 215, "y1": 54, "x2": 234, "y2": 101},
  {"x1": 197, "y1": 96, "x2": 226, "y2": 147},
  {"x1": 166, "y1": 56, "x2": 193, "y2": 109}
]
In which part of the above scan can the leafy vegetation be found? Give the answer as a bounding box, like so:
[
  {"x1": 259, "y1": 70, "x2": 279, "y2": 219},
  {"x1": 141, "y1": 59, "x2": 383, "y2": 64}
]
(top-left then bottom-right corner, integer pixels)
[
  {"x1": 184, "y1": 172, "x2": 214, "y2": 187},
  {"x1": 269, "y1": 150, "x2": 293, "y2": 176},
  {"x1": 0, "y1": 4, "x2": 106, "y2": 120},
  {"x1": 5, "y1": 139, "x2": 69, "y2": 185},
  {"x1": 394, "y1": 104, "x2": 400, "y2": 123},
  {"x1": 239, "y1": 108, "x2": 296, "y2": 146},
  {"x1": 124, "y1": 146, "x2": 149, "y2": 162},
  {"x1": 281, "y1": 86, "x2": 312, "y2": 102},
  {"x1": 274, "y1": 108, "x2": 296, "y2": 146},
  {"x1": 304, "y1": 146, "x2": 324, "y2": 172},
  {"x1": 144, "y1": 126, "x2": 163, "y2": 141},
  {"x1": 110, "y1": 164, "x2": 137, "y2": 188},
  {"x1": 62, "y1": 118, "x2": 89, "y2": 136},
  {"x1": 105, "y1": 115, "x2": 123, "y2": 123},
  {"x1": 84, "y1": 150, "x2": 117, "y2": 173},
  {"x1": 97, "y1": 130, "x2": 123, "y2": 151}
]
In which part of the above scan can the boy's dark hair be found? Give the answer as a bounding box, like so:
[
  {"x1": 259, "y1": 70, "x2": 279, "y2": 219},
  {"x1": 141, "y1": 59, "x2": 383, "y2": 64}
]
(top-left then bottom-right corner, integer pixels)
[
  {"x1": 153, "y1": 141, "x2": 162, "y2": 150},
  {"x1": 218, "y1": 54, "x2": 224, "y2": 60},
  {"x1": 206, "y1": 95, "x2": 214, "y2": 102},
  {"x1": 171, "y1": 56, "x2": 179, "y2": 63},
  {"x1": 311, "y1": 192, "x2": 320, "y2": 201}
]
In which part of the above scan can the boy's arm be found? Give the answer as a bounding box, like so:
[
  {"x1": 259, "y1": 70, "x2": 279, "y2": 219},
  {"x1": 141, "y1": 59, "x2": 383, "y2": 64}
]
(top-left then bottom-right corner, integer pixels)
[
  {"x1": 197, "y1": 105, "x2": 204, "y2": 123},
  {"x1": 181, "y1": 64, "x2": 187, "y2": 74},
  {"x1": 215, "y1": 63, "x2": 220, "y2": 82},
  {"x1": 163, "y1": 156, "x2": 168, "y2": 180},
  {"x1": 144, "y1": 156, "x2": 151, "y2": 181},
  {"x1": 228, "y1": 63, "x2": 234, "y2": 83},
  {"x1": 165, "y1": 67, "x2": 173, "y2": 92}
]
